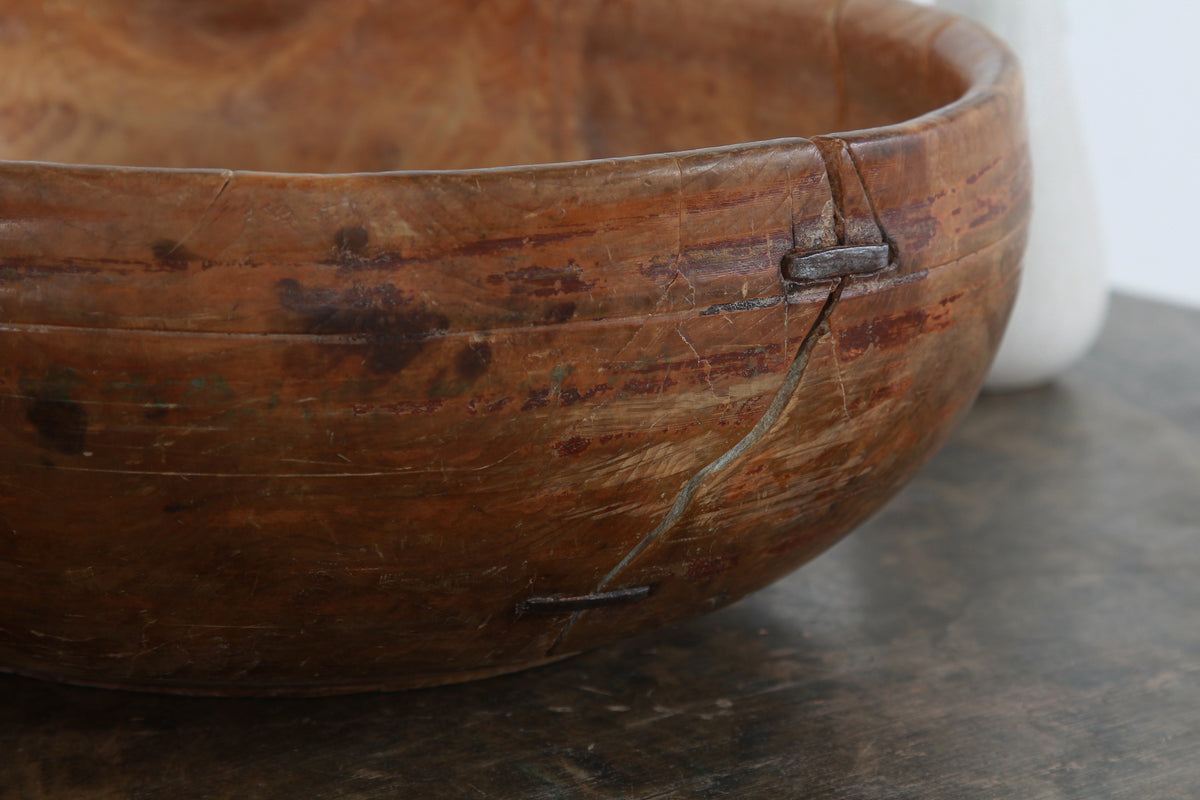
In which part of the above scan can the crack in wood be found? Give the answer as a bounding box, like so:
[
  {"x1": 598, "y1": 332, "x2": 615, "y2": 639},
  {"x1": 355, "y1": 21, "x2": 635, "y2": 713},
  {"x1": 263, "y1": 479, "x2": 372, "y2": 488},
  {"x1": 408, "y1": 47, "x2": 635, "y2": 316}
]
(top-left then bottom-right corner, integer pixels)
[
  {"x1": 545, "y1": 277, "x2": 847, "y2": 655},
  {"x1": 542, "y1": 138, "x2": 894, "y2": 657}
]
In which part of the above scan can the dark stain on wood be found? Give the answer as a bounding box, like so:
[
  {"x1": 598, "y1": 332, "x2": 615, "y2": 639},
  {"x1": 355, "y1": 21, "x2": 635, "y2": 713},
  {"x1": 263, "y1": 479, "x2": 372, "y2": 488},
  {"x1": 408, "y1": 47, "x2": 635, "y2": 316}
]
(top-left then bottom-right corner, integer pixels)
[
  {"x1": 143, "y1": 403, "x2": 171, "y2": 420},
  {"x1": 455, "y1": 341, "x2": 493, "y2": 383},
  {"x1": 553, "y1": 436, "x2": 591, "y2": 457},
  {"x1": 149, "y1": 239, "x2": 198, "y2": 271},
  {"x1": 543, "y1": 302, "x2": 577, "y2": 324},
  {"x1": 838, "y1": 308, "x2": 932, "y2": 360},
  {"x1": 701, "y1": 347, "x2": 782, "y2": 380},
  {"x1": 465, "y1": 396, "x2": 511, "y2": 415},
  {"x1": 521, "y1": 389, "x2": 551, "y2": 411},
  {"x1": 622, "y1": 376, "x2": 678, "y2": 396},
  {"x1": 276, "y1": 278, "x2": 450, "y2": 375},
  {"x1": 362, "y1": 319, "x2": 441, "y2": 373},
  {"x1": 331, "y1": 226, "x2": 372, "y2": 267},
  {"x1": 487, "y1": 262, "x2": 595, "y2": 297},
  {"x1": 352, "y1": 399, "x2": 444, "y2": 417},
  {"x1": 557, "y1": 383, "x2": 611, "y2": 407},
  {"x1": 334, "y1": 225, "x2": 369, "y2": 255},
  {"x1": 26, "y1": 397, "x2": 88, "y2": 455},
  {"x1": 276, "y1": 279, "x2": 414, "y2": 323},
  {"x1": 452, "y1": 231, "x2": 578, "y2": 259},
  {"x1": 639, "y1": 254, "x2": 678, "y2": 281},
  {"x1": 968, "y1": 198, "x2": 1008, "y2": 230}
]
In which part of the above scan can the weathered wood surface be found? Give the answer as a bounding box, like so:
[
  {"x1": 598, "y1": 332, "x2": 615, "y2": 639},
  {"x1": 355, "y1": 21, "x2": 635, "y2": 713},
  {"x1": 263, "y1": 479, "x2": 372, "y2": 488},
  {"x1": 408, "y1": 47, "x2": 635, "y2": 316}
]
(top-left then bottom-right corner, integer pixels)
[
  {"x1": 3, "y1": 294, "x2": 1198, "y2": 799},
  {"x1": 0, "y1": 0, "x2": 1029, "y2": 693}
]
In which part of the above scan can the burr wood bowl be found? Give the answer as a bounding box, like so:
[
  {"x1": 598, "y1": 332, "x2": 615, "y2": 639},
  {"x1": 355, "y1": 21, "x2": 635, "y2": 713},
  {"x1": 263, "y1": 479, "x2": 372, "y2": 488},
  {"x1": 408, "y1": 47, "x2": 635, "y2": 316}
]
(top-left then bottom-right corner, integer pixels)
[{"x1": 0, "y1": 0, "x2": 1029, "y2": 694}]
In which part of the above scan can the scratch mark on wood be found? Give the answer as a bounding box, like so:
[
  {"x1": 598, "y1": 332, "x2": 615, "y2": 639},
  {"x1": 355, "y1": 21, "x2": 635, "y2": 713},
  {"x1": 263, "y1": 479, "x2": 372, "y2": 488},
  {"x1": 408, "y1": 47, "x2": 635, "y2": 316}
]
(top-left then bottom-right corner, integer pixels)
[
  {"x1": 700, "y1": 294, "x2": 785, "y2": 317},
  {"x1": 160, "y1": 169, "x2": 235, "y2": 260}
]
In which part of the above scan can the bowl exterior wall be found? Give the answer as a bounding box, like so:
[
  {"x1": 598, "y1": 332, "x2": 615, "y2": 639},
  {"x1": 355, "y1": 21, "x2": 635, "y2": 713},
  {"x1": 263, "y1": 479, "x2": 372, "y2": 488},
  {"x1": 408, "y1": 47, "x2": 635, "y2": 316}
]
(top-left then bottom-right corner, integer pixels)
[{"x1": 0, "y1": 3, "x2": 1029, "y2": 693}]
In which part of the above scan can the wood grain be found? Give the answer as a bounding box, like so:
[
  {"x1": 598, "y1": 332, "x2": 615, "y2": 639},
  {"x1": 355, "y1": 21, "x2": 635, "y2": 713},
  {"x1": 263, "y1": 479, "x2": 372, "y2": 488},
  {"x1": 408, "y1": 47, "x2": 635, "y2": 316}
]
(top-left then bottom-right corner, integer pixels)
[
  {"x1": 0, "y1": 0, "x2": 1030, "y2": 693},
  {"x1": 3, "y1": 295, "x2": 1196, "y2": 799}
]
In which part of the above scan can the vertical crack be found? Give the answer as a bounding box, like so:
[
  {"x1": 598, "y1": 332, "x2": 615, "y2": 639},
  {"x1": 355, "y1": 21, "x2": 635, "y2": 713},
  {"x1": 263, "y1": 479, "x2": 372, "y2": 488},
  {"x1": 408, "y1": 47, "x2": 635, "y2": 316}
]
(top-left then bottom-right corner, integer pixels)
[
  {"x1": 822, "y1": 135, "x2": 898, "y2": 261},
  {"x1": 816, "y1": 143, "x2": 850, "y2": 247},
  {"x1": 542, "y1": 136, "x2": 890, "y2": 657},
  {"x1": 547, "y1": 277, "x2": 847, "y2": 655},
  {"x1": 161, "y1": 169, "x2": 235, "y2": 259}
]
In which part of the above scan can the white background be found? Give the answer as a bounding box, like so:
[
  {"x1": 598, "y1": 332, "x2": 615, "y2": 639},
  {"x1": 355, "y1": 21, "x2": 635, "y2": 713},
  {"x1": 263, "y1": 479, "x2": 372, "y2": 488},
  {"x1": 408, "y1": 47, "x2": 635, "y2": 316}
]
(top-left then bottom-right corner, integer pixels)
[
  {"x1": 917, "y1": 0, "x2": 1200, "y2": 311},
  {"x1": 1063, "y1": 0, "x2": 1200, "y2": 310}
]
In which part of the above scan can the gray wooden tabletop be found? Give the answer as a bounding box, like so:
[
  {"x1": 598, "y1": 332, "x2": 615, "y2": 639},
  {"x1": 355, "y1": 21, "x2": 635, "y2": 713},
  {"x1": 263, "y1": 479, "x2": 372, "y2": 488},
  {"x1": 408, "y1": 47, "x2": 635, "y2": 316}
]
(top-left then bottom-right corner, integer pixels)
[{"x1": 3, "y1": 293, "x2": 1197, "y2": 799}]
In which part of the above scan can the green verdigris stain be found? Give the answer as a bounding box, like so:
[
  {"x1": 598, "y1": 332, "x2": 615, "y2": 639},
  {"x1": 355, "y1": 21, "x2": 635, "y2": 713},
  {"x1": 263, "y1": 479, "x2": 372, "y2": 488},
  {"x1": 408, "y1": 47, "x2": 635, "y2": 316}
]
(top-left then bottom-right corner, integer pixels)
[
  {"x1": 550, "y1": 364, "x2": 574, "y2": 390},
  {"x1": 218, "y1": 405, "x2": 262, "y2": 424},
  {"x1": 18, "y1": 365, "x2": 83, "y2": 401},
  {"x1": 428, "y1": 379, "x2": 467, "y2": 399},
  {"x1": 108, "y1": 372, "x2": 148, "y2": 392},
  {"x1": 334, "y1": 377, "x2": 381, "y2": 403},
  {"x1": 182, "y1": 375, "x2": 236, "y2": 402}
]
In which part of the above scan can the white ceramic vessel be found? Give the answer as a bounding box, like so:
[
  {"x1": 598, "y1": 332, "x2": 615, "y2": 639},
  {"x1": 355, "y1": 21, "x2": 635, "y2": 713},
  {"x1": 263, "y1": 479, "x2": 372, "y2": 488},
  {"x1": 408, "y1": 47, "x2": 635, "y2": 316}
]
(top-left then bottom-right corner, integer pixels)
[{"x1": 934, "y1": 0, "x2": 1109, "y2": 390}]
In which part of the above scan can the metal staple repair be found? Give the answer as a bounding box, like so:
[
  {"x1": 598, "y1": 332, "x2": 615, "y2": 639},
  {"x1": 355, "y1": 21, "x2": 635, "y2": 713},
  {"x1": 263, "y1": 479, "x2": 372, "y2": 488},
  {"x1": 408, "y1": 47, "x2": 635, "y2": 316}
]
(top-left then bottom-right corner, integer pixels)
[{"x1": 781, "y1": 243, "x2": 891, "y2": 283}]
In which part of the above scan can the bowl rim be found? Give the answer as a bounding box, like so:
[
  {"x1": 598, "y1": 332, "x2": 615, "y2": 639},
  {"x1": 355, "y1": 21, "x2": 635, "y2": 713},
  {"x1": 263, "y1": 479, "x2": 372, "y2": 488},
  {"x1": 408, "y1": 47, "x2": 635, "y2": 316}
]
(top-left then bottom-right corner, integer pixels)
[{"x1": 0, "y1": 2, "x2": 1018, "y2": 185}]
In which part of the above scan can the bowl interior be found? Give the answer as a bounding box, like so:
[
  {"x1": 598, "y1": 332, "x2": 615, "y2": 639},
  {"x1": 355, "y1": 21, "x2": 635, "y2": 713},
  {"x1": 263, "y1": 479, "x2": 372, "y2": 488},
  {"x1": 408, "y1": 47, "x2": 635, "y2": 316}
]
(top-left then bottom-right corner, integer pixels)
[{"x1": 0, "y1": 0, "x2": 968, "y2": 172}]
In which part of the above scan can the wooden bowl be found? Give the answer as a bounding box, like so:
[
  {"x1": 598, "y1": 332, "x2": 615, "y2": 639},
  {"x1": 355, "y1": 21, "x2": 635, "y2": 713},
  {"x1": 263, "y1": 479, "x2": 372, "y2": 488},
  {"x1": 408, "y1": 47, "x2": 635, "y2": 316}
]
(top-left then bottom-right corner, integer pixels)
[{"x1": 0, "y1": 0, "x2": 1028, "y2": 694}]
